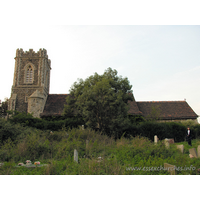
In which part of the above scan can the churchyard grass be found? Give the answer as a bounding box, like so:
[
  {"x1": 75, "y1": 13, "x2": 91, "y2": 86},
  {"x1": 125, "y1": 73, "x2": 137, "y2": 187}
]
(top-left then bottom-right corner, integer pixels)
[{"x1": 0, "y1": 120, "x2": 200, "y2": 175}]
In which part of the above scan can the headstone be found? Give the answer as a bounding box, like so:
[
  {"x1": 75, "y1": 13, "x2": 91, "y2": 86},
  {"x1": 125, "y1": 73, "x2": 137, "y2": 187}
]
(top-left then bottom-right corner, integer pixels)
[
  {"x1": 189, "y1": 148, "x2": 198, "y2": 158},
  {"x1": 177, "y1": 144, "x2": 184, "y2": 153},
  {"x1": 164, "y1": 139, "x2": 170, "y2": 149},
  {"x1": 82, "y1": 125, "x2": 84, "y2": 130},
  {"x1": 189, "y1": 154, "x2": 194, "y2": 158},
  {"x1": 168, "y1": 138, "x2": 174, "y2": 144},
  {"x1": 74, "y1": 149, "x2": 78, "y2": 163},
  {"x1": 154, "y1": 135, "x2": 158, "y2": 144},
  {"x1": 164, "y1": 163, "x2": 176, "y2": 175},
  {"x1": 86, "y1": 140, "x2": 89, "y2": 149},
  {"x1": 197, "y1": 145, "x2": 200, "y2": 158}
]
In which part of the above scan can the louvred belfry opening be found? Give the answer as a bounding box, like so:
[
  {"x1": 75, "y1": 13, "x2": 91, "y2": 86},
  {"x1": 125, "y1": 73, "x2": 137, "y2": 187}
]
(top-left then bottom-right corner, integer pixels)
[{"x1": 26, "y1": 66, "x2": 33, "y2": 83}]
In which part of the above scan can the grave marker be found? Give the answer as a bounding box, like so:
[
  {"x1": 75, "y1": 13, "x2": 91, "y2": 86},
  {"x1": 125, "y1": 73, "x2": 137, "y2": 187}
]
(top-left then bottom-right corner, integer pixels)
[
  {"x1": 189, "y1": 148, "x2": 198, "y2": 158},
  {"x1": 177, "y1": 144, "x2": 184, "y2": 153},
  {"x1": 197, "y1": 145, "x2": 200, "y2": 158},
  {"x1": 154, "y1": 135, "x2": 158, "y2": 144},
  {"x1": 168, "y1": 139, "x2": 174, "y2": 144},
  {"x1": 164, "y1": 163, "x2": 176, "y2": 175},
  {"x1": 74, "y1": 149, "x2": 78, "y2": 163},
  {"x1": 164, "y1": 139, "x2": 170, "y2": 149},
  {"x1": 86, "y1": 140, "x2": 89, "y2": 149}
]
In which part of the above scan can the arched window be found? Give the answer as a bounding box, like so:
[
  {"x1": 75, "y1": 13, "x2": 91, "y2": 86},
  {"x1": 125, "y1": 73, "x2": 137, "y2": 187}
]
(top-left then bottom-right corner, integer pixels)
[{"x1": 26, "y1": 66, "x2": 33, "y2": 83}]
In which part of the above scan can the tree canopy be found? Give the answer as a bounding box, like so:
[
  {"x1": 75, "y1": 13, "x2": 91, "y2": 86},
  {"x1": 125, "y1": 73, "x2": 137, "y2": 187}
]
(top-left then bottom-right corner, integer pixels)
[{"x1": 63, "y1": 68, "x2": 133, "y2": 137}]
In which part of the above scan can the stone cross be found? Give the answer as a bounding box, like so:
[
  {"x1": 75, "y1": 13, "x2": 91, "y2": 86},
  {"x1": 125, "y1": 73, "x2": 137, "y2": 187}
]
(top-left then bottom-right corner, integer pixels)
[
  {"x1": 177, "y1": 144, "x2": 184, "y2": 153},
  {"x1": 164, "y1": 163, "x2": 176, "y2": 175},
  {"x1": 197, "y1": 145, "x2": 200, "y2": 158},
  {"x1": 189, "y1": 148, "x2": 198, "y2": 158},
  {"x1": 74, "y1": 149, "x2": 78, "y2": 163}
]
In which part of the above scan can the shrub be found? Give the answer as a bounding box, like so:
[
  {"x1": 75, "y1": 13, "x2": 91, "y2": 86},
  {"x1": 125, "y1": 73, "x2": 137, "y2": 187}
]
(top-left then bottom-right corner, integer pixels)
[{"x1": 0, "y1": 119, "x2": 23, "y2": 144}]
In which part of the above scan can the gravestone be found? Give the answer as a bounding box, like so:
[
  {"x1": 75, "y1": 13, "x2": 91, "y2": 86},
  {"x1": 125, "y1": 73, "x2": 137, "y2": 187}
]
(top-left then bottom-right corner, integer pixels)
[
  {"x1": 74, "y1": 149, "x2": 78, "y2": 163},
  {"x1": 164, "y1": 139, "x2": 170, "y2": 149},
  {"x1": 82, "y1": 125, "x2": 84, "y2": 130},
  {"x1": 197, "y1": 145, "x2": 200, "y2": 158},
  {"x1": 164, "y1": 163, "x2": 176, "y2": 175},
  {"x1": 168, "y1": 139, "x2": 174, "y2": 144},
  {"x1": 86, "y1": 140, "x2": 89, "y2": 149},
  {"x1": 177, "y1": 144, "x2": 184, "y2": 153},
  {"x1": 154, "y1": 135, "x2": 158, "y2": 144},
  {"x1": 189, "y1": 148, "x2": 198, "y2": 158},
  {"x1": 189, "y1": 154, "x2": 194, "y2": 158}
]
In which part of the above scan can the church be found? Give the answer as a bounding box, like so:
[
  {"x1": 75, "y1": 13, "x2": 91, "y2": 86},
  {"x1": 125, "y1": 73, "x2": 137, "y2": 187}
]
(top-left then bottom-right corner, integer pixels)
[{"x1": 8, "y1": 49, "x2": 198, "y2": 122}]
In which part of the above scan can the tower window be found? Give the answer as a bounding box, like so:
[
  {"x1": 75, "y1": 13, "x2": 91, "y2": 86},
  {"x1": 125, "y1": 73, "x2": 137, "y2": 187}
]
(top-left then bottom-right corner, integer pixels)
[{"x1": 26, "y1": 66, "x2": 33, "y2": 83}]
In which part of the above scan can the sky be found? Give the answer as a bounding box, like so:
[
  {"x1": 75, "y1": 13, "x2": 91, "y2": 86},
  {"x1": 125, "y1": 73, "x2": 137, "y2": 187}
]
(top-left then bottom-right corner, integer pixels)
[
  {"x1": 0, "y1": 25, "x2": 199, "y2": 122},
  {"x1": 0, "y1": 0, "x2": 200, "y2": 198}
]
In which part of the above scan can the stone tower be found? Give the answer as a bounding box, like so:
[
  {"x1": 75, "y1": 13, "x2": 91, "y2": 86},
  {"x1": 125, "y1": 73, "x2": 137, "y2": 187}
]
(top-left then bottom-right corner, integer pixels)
[{"x1": 8, "y1": 49, "x2": 51, "y2": 118}]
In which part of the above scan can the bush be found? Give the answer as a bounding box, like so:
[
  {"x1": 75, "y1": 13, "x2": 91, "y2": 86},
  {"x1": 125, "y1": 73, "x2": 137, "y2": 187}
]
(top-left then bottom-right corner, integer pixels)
[
  {"x1": 0, "y1": 119, "x2": 23, "y2": 144},
  {"x1": 126, "y1": 121, "x2": 188, "y2": 142}
]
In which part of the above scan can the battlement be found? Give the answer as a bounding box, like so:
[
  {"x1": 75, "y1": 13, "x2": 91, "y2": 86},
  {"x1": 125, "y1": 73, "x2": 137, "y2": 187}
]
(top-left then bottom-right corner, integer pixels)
[{"x1": 16, "y1": 48, "x2": 49, "y2": 59}]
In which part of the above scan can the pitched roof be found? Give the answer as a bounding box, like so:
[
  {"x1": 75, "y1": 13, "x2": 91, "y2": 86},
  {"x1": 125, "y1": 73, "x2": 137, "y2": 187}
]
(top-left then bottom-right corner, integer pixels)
[
  {"x1": 136, "y1": 101, "x2": 198, "y2": 120},
  {"x1": 41, "y1": 94, "x2": 142, "y2": 117},
  {"x1": 40, "y1": 94, "x2": 68, "y2": 117},
  {"x1": 128, "y1": 100, "x2": 143, "y2": 115},
  {"x1": 40, "y1": 94, "x2": 198, "y2": 120}
]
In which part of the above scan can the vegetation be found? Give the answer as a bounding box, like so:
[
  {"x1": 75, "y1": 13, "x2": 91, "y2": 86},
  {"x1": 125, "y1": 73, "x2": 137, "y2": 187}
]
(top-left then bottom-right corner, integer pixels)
[
  {"x1": 63, "y1": 68, "x2": 133, "y2": 137},
  {"x1": 0, "y1": 98, "x2": 8, "y2": 117},
  {"x1": 0, "y1": 118, "x2": 200, "y2": 175}
]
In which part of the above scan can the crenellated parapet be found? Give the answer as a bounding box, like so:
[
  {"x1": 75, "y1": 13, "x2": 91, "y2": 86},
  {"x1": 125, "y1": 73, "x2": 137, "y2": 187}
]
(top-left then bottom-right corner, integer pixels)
[{"x1": 15, "y1": 48, "x2": 51, "y2": 68}]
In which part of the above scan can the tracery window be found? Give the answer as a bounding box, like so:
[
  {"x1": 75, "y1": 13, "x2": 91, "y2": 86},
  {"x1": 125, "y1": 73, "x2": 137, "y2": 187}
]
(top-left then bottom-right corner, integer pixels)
[{"x1": 26, "y1": 66, "x2": 33, "y2": 83}]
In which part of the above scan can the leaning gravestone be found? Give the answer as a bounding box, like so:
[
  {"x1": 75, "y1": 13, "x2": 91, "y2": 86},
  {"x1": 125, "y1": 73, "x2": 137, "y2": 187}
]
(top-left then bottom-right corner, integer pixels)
[
  {"x1": 189, "y1": 148, "x2": 198, "y2": 158},
  {"x1": 197, "y1": 145, "x2": 200, "y2": 158},
  {"x1": 74, "y1": 149, "x2": 78, "y2": 163},
  {"x1": 177, "y1": 145, "x2": 184, "y2": 153},
  {"x1": 164, "y1": 163, "x2": 176, "y2": 175}
]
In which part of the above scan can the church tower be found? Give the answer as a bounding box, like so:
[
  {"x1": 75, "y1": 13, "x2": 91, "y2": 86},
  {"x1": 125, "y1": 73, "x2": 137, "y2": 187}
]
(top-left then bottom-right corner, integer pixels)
[{"x1": 8, "y1": 49, "x2": 51, "y2": 118}]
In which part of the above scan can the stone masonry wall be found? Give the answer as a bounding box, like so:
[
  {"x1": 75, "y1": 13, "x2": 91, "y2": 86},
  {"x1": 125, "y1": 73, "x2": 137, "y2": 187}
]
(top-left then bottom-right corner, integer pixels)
[{"x1": 9, "y1": 49, "x2": 51, "y2": 116}]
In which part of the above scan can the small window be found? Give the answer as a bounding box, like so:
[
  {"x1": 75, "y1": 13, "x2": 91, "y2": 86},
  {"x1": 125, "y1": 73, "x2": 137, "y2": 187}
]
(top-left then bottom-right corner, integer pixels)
[{"x1": 25, "y1": 96, "x2": 28, "y2": 102}]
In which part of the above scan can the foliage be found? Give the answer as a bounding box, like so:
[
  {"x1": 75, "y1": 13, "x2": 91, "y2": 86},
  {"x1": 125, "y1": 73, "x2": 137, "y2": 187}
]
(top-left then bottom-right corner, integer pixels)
[
  {"x1": 0, "y1": 98, "x2": 8, "y2": 117},
  {"x1": 0, "y1": 118, "x2": 23, "y2": 144},
  {"x1": 126, "y1": 121, "x2": 187, "y2": 142},
  {"x1": 1, "y1": 122, "x2": 200, "y2": 175},
  {"x1": 63, "y1": 68, "x2": 133, "y2": 137},
  {"x1": 146, "y1": 105, "x2": 161, "y2": 121},
  {"x1": 8, "y1": 111, "x2": 84, "y2": 131}
]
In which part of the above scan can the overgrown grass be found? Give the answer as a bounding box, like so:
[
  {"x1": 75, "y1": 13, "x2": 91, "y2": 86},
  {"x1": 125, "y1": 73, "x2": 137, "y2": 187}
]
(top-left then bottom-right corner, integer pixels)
[{"x1": 0, "y1": 119, "x2": 200, "y2": 175}]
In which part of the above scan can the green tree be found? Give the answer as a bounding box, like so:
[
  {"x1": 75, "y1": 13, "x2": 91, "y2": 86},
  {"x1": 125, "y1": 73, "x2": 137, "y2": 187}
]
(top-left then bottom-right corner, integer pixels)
[
  {"x1": 147, "y1": 105, "x2": 161, "y2": 121},
  {"x1": 0, "y1": 98, "x2": 8, "y2": 117},
  {"x1": 63, "y1": 68, "x2": 133, "y2": 137}
]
